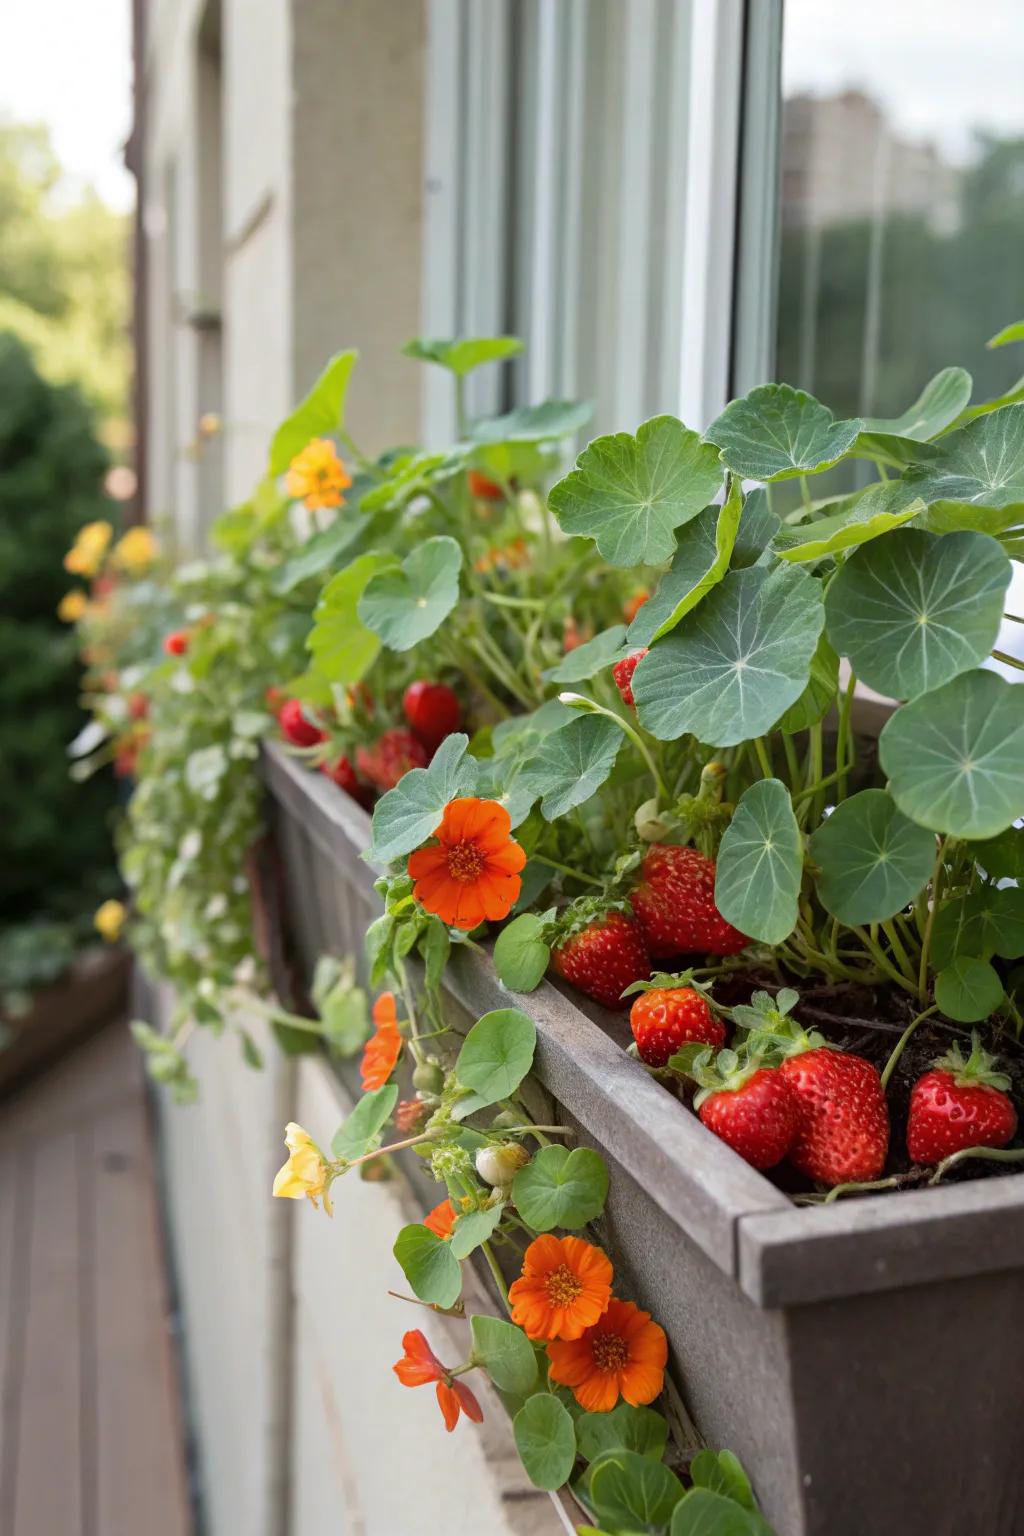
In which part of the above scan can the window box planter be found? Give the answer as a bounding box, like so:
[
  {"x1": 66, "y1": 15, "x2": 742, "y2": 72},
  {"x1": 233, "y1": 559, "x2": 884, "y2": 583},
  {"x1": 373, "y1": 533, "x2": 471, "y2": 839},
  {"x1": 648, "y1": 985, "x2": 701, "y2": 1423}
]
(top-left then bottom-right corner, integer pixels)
[{"x1": 262, "y1": 738, "x2": 1024, "y2": 1536}]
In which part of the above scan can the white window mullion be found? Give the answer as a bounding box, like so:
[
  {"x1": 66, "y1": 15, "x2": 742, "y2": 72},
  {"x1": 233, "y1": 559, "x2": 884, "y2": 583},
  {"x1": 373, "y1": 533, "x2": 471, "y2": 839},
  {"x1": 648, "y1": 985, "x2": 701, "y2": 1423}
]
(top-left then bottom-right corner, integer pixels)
[
  {"x1": 422, "y1": 0, "x2": 464, "y2": 445},
  {"x1": 612, "y1": 0, "x2": 658, "y2": 428}
]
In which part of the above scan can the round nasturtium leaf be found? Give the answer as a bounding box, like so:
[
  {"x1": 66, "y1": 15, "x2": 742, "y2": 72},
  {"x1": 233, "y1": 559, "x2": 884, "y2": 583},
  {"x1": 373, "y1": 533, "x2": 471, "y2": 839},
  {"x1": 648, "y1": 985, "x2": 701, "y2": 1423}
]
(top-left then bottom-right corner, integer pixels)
[
  {"x1": 453, "y1": 1008, "x2": 537, "y2": 1120},
  {"x1": 392, "y1": 1223, "x2": 463, "y2": 1309},
  {"x1": 703, "y1": 382, "x2": 862, "y2": 482},
  {"x1": 548, "y1": 414, "x2": 725, "y2": 568},
  {"x1": 626, "y1": 480, "x2": 742, "y2": 645},
  {"x1": 715, "y1": 779, "x2": 803, "y2": 945},
  {"x1": 772, "y1": 479, "x2": 924, "y2": 564},
  {"x1": 778, "y1": 633, "x2": 839, "y2": 735},
  {"x1": 511, "y1": 1144, "x2": 609, "y2": 1230},
  {"x1": 934, "y1": 957, "x2": 1004, "y2": 1024},
  {"x1": 358, "y1": 535, "x2": 463, "y2": 650},
  {"x1": 513, "y1": 1394, "x2": 577, "y2": 1491},
  {"x1": 809, "y1": 790, "x2": 935, "y2": 925},
  {"x1": 493, "y1": 912, "x2": 552, "y2": 993},
  {"x1": 930, "y1": 887, "x2": 1024, "y2": 970},
  {"x1": 633, "y1": 565, "x2": 824, "y2": 747},
  {"x1": 469, "y1": 1315, "x2": 538, "y2": 1396},
  {"x1": 878, "y1": 670, "x2": 1024, "y2": 839},
  {"x1": 905, "y1": 402, "x2": 1024, "y2": 512},
  {"x1": 825, "y1": 529, "x2": 1011, "y2": 700}
]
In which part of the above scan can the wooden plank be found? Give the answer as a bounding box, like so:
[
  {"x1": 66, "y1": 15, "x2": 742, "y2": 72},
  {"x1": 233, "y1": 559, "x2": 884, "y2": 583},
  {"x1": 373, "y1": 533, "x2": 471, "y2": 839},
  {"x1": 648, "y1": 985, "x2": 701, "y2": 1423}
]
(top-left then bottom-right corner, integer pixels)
[
  {"x1": 91, "y1": 1099, "x2": 191, "y2": 1536},
  {"x1": 11, "y1": 1126, "x2": 83, "y2": 1536}
]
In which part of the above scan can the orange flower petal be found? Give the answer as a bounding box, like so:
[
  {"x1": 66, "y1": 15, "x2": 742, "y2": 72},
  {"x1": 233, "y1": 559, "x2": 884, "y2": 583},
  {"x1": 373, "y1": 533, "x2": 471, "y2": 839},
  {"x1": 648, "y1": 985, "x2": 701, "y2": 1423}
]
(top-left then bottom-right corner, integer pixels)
[
  {"x1": 424, "y1": 1199, "x2": 456, "y2": 1240},
  {"x1": 435, "y1": 1381, "x2": 461, "y2": 1431},
  {"x1": 453, "y1": 1379, "x2": 483, "y2": 1423},
  {"x1": 408, "y1": 846, "x2": 448, "y2": 881},
  {"x1": 372, "y1": 991, "x2": 398, "y2": 1027},
  {"x1": 394, "y1": 1330, "x2": 444, "y2": 1387}
]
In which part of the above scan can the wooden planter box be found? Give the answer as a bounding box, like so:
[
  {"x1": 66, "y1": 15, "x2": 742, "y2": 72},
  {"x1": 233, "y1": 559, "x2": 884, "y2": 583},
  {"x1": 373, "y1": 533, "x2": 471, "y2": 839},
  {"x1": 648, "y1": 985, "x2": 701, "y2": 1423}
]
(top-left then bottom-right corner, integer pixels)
[
  {"x1": 0, "y1": 945, "x2": 131, "y2": 1101},
  {"x1": 262, "y1": 740, "x2": 1024, "y2": 1536}
]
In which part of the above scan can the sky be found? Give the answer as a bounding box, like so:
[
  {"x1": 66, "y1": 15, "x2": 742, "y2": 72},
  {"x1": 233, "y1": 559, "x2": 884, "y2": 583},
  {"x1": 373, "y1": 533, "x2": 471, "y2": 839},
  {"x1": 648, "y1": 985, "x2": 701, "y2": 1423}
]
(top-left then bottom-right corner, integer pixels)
[
  {"x1": 0, "y1": 0, "x2": 134, "y2": 210},
  {"x1": 784, "y1": 0, "x2": 1024, "y2": 165}
]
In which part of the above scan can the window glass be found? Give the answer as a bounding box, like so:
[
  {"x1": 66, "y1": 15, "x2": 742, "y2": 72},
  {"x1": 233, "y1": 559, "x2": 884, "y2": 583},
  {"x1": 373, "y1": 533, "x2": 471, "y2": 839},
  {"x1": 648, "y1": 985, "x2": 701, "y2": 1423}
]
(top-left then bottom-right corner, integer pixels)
[{"x1": 777, "y1": 0, "x2": 1024, "y2": 417}]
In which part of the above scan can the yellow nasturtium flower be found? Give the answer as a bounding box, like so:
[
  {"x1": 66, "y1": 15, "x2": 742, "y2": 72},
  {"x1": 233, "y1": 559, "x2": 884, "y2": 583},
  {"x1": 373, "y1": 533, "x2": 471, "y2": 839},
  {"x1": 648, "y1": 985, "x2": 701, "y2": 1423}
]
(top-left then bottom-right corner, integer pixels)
[
  {"x1": 94, "y1": 899, "x2": 127, "y2": 942},
  {"x1": 58, "y1": 589, "x2": 88, "y2": 622},
  {"x1": 112, "y1": 525, "x2": 159, "y2": 573},
  {"x1": 64, "y1": 519, "x2": 113, "y2": 577},
  {"x1": 272, "y1": 1122, "x2": 335, "y2": 1215},
  {"x1": 284, "y1": 438, "x2": 352, "y2": 512}
]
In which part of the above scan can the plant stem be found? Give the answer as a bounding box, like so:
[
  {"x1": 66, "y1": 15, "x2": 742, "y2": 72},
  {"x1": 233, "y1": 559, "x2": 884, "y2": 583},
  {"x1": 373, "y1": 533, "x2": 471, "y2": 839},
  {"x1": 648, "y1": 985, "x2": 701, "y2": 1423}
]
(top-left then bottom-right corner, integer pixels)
[
  {"x1": 835, "y1": 667, "x2": 856, "y2": 802},
  {"x1": 568, "y1": 698, "x2": 668, "y2": 801},
  {"x1": 753, "y1": 736, "x2": 773, "y2": 779},
  {"x1": 928, "y1": 1145, "x2": 1024, "y2": 1185},
  {"x1": 918, "y1": 838, "x2": 947, "y2": 1003},
  {"x1": 336, "y1": 1130, "x2": 436, "y2": 1173},
  {"x1": 992, "y1": 648, "x2": 1024, "y2": 672},
  {"x1": 880, "y1": 1005, "x2": 938, "y2": 1090},
  {"x1": 532, "y1": 854, "x2": 603, "y2": 889},
  {"x1": 479, "y1": 1240, "x2": 511, "y2": 1314}
]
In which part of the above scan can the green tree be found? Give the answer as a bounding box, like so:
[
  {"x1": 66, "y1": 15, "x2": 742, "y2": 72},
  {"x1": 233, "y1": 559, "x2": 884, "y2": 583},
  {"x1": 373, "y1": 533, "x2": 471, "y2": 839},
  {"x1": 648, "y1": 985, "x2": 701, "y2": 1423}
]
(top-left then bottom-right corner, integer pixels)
[{"x1": 0, "y1": 121, "x2": 130, "y2": 442}]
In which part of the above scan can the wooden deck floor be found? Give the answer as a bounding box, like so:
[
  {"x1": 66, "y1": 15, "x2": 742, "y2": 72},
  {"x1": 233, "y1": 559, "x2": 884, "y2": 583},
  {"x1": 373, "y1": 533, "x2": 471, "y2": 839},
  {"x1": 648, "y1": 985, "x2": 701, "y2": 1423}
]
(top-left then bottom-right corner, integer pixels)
[{"x1": 0, "y1": 1018, "x2": 193, "y2": 1536}]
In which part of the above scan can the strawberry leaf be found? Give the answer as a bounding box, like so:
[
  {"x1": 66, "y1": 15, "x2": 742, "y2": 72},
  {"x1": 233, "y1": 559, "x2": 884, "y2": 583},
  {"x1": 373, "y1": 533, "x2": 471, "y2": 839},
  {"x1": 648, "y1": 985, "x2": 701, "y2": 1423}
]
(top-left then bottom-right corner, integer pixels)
[{"x1": 548, "y1": 415, "x2": 724, "y2": 567}]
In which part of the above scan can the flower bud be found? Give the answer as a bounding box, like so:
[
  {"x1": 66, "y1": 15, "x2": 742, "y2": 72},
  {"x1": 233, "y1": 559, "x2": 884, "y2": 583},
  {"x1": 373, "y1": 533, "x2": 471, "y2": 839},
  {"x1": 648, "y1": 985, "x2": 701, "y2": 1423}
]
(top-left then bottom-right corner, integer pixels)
[
  {"x1": 413, "y1": 1059, "x2": 445, "y2": 1094},
  {"x1": 475, "y1": 1141, "x2": 530, "y2": 1188}
]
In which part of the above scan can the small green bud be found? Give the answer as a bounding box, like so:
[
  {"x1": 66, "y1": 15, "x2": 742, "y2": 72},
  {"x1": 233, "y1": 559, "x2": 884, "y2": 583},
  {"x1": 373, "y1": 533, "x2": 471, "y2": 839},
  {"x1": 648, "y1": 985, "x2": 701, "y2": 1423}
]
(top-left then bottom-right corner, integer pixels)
[{"x1": 413, "y1": 1059, "x2": 445, "y2": 1093}]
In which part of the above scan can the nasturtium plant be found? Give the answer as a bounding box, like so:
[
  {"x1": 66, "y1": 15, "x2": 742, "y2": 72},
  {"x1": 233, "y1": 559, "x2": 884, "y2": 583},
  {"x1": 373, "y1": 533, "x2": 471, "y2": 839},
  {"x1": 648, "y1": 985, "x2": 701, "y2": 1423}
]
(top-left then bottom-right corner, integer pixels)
[
  {"x1": 704, "y1": 383, "x2": 861, "y2": 481},
  {"x1": 715, "y1": 780, "x2": 802, "y2": 944}
]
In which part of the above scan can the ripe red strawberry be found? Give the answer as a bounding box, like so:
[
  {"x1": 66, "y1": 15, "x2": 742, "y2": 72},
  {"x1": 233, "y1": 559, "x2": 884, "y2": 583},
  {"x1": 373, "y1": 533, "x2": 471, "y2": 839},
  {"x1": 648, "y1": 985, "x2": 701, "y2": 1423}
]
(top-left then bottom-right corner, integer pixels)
[
  {"x1": 403, "y1": 680, "x2": 461, "y2": 752},
  {"x1": 612, "y1": 649, "x2": 648, "y2": 708},
  {"x1": 780, "y1": 1048, "x2": 889, "y2": 1186},
  {"x1": 277, "y1": 698, "x2": 327, "y2": 749},
  {"x1": 320, "y1": 755, "x2": 374, "y2": 810},
  {"x1": 627, "y1": 977, "x2": 725, "y2": 1067},
  {"x1": 696, "y1": 1058, "x2": 800, "y2": 1170},
  {"x1": 356, "y1": 729, "x2": 429, "y2": 792},
  {"x1": 163, "y1": 629, "x2": 189, "y2": 656},
  {"x1": 623, "y1": 589, "x2": 649, "y2": 625},
  {"x1": 551, "y1": 906, "x2": 651, "y2": 1010},
  {"x1": 467, "y1": 469, "x2": 504, "y2": 501},
  {"x1": 907, "y1": 1034, "x2": 1017, "y2": 1165},
  {"x1": 630, "y1": 844, "x2": 748, "y2": 959}
]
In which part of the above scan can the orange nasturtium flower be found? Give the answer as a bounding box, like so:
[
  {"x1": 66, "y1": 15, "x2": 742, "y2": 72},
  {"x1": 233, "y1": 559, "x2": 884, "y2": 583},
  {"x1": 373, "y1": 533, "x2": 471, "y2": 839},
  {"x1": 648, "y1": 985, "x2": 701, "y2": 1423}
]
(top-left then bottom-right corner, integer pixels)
[
  {"x1": 408, "y1": 798, "x2": 526, "y2": 930},
  {"x1": 285, "y1": 437, "x2": 352, "y2": 511},
  {"x1": 272, "y1": 1123, "x2": 335, "y2": 1216},
  {"x1": 393, "y1": 1330, "x2": 484, "y2": 1433},
  {"x1": 508, "y1": 1234, "x2": 614, "y2": 1342},
  {"x1": 546, "y1": 1297, "x2": 668, "y2": 1413},
  {"x1": 423, "y1": 1198, "x2": 457, "y2": 1240},
  {"x1": 360, "y1": 991, "x2": 403, "y2": 1092}
]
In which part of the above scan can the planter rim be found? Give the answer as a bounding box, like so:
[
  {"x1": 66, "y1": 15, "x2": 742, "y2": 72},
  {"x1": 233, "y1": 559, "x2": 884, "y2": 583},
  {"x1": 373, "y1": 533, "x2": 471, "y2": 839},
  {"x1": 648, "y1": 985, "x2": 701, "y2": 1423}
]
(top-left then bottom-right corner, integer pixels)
[{"x1": 261, "y1": 741, "x2": 1024, "y2": 1308}]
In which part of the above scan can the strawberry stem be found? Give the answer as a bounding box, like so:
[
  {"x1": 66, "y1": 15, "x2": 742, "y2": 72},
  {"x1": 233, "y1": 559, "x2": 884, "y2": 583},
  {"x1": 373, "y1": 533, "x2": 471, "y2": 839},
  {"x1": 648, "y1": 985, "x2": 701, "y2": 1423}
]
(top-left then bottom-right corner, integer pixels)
[
  {"x1": 928, "y1": 1145, "x2": 1024, "y2": 1185},
  {"x1": 879, "y1": 1005, "x2": 939, "y2": 1090}
]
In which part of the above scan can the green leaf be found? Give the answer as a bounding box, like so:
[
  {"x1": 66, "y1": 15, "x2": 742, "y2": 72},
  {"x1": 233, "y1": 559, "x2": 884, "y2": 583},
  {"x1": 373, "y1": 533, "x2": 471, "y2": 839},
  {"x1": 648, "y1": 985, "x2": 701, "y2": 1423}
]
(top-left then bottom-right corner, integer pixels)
[
  {"x1": 878, "y1": 670, "x2": 1024, "y2": 838},
  {"x1": 575, "y1": 1404, "x2": 668, "y2": 1464},
  {"x1": 704, "y1": 383, "x2": 861, "y2": 482},
  {"x1": 368, "y1": 733, "x2": 478, "y2": 863},
  {"x1": 633, "y1": 565, "x2": 824, "y2": 747},
  {"x1": 969, "y1": 827, "x2": 1024, "y2": 881},
  {"x1": 543, "y1": 626, "x2": 632, "y2": 683},
  {"x1": 493, "y1": 912, "x2": 552, "y2": 992},
  {"x1": 513, "y1": 1393, "x2": 577, "y2": 1491},
  {"x1": 934, "y1": 958, "x2": 1004, "y2": 1023},
  {"x1": 358, "y1": 535, "x2": 463, "y2": 651},
  {"x1": 511, "y1": 1145, "x2": 609, "y2": 1230},
  {"x1": 824, "y1": 530, "x2": 1011, "y2": 700},
  {"x1": 809, "y1": 790, "x2": 935, "y2": 925},
  {"x1": 771, "y1": 480, "x2": 924, "y2": 563},
  {"x1": 627, "y1": 480, "x2": 743, "y2": 645},
  {"x1": 269, "y1": 349, "x2": 358, "y2": 475},
  {"x1": 419, "y1": 916, "x2": 451, "y2": 994},
  {"x1": 989, "y1": 321, "x2": 1024, "y2": 349},
  {"x1": 307, "y1": 551, "x2": 395, "y2": 684},
  {"x1": 548, "y1": 415, "x2": 724, "y2": 567},
  {"x1": 931, "y1": 888, "x2": 1024, "y2": 969},
  {"x1": 777, "y1": 633, "x2": 839, "y2": 735},
  {"x1": 671, "y1": 1488, "x2": 767, "y2": 1536},
  {"x1": 449, "y1": 1202, "x2": 506, "y2": 1260},
  {"x1": 359, "y1": 450, "x2": 450, "y2": 514},
  {"x1": 469, "y1": 399, "x2": 594, "y2": 444},
  {"x1": 517, "y1": 715, "x2": 624, "y2": 821},
  {"x1": 905, "y1": 403, "x2": 1024, "y2": 514},
  {"x1": 392, "y1": 1223, "x2": 463, "y2": 1309},
  {"x1": 403, "y1": 335, "x2": 523, "y2": 377},
  {"x1": 587, "y1": 1450, "x2": 684, "y2": 1531},
  {"x1": 715, "y1": 780, "x2": 802, "y2": 945},
  {"x1": 319, "y1": 985, "x2": 369, "y2": 1057},
  {"x1": 857, "y1": 367, "x2": 972, "y2": 446},
  {"x1": 332, "y1": 1084, "x2": 399, "y2": 1160},
  {"x1": 689, "y1": 1450, "x2": 757, "y2": 1511},
  {"x1": 271, "y1": 512, "x2": 370, "y2": 594},
  {"x1": 453, "y1": 1007, "x2": 537, "y2": 1118},
  {"x1": 469, "y1": 1315, "x2": 538, "y2": 1396}
]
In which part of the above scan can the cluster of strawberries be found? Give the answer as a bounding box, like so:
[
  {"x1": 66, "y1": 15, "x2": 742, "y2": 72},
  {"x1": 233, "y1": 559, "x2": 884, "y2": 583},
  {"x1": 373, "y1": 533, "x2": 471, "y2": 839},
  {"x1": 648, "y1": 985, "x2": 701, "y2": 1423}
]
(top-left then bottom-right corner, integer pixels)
[{"x1": 275, "y1": 680, "x2": 461, "y2": 808}]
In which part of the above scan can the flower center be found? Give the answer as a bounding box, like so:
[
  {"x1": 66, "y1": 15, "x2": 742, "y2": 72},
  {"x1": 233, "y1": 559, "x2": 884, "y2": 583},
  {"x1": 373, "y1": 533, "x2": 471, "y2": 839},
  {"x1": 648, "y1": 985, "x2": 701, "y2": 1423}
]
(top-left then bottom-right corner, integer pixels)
[
  {"x1": 446, "y1": 840, "x2": 485, "y2": 882},
  {"x1": 545, "y1": 1264, "x2": 584, "y2": 1307},
  {"x1": 590, "y1": 1331, "x2": 629, "y2": 1372}
]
